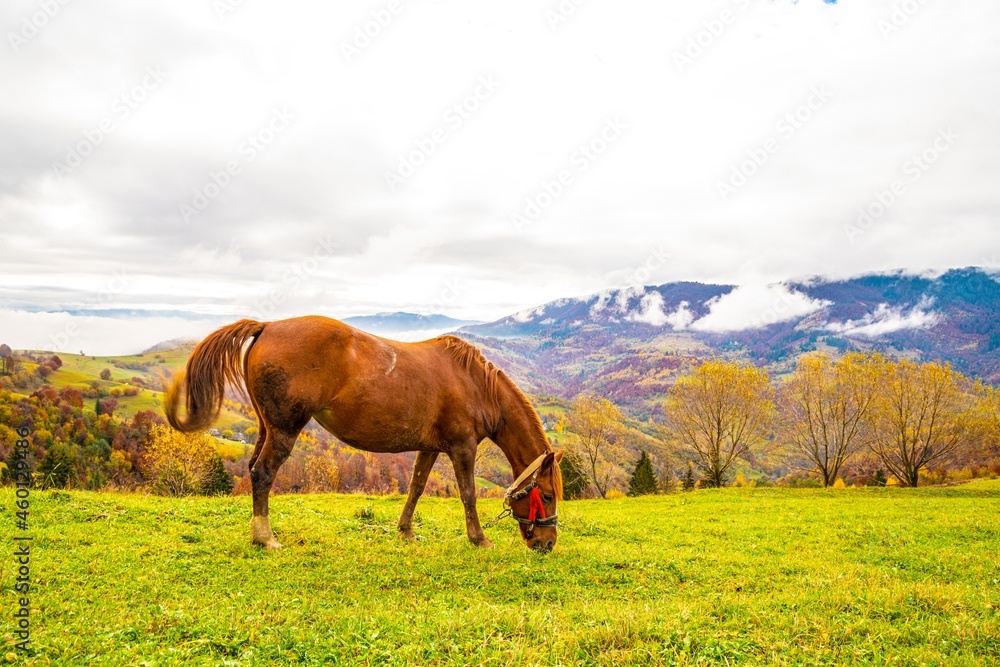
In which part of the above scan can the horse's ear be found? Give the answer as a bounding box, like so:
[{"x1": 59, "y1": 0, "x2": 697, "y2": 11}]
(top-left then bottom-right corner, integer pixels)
[{"x1": 554, "y1": 449, "x2": 564, "y2": 464}]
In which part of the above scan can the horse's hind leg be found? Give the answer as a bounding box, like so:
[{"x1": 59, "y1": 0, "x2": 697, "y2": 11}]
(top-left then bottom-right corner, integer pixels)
[
  {"x1": 398, "y1": 451, "x2": 439, "y2": 540},
  {"x1": 250, "y1": 430, "x2": 296, "y2": 549}
]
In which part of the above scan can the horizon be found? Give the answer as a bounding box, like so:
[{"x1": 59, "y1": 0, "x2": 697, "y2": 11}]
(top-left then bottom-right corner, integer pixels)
[{"x1": 4, "y1": 263, "x2": 997, "y2": 356}]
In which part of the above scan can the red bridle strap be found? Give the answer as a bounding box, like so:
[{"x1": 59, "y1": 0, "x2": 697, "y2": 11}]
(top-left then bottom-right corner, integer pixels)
[{"x1": 528, "y1": 487, "x2": 546, "y2": 523}]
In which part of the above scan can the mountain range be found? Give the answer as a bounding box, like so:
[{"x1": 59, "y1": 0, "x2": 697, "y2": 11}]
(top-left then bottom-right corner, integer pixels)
[{"x1": 450, "y1": 267, "x2": 1000, "y2": 418}]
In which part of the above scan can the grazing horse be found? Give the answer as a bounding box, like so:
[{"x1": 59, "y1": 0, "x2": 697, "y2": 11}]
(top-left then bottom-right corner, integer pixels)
[{"x1": 165, "y1": 316, "x2": 563, "y2": 552}]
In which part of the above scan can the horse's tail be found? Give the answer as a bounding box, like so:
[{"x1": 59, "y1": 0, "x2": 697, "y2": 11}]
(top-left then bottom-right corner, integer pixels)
[{"x1": 165, "y1": 319, "x2": 266, "y2": 433}]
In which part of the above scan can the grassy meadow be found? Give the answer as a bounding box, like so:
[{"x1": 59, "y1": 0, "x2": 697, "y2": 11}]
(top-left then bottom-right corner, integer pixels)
[{"x1": 2, "y1": 482, "x2": 999, "y2": 666}]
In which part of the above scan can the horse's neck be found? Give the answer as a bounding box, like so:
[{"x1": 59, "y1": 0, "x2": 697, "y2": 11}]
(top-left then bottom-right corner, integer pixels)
[{"x1": 490, "y1": 375, "x2": 549, "y2": 477}]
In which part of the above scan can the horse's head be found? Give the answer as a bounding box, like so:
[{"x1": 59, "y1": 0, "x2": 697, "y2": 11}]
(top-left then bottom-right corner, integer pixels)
[{"x1": 505, "y1": 450, "x2": 564, "y2": 553}]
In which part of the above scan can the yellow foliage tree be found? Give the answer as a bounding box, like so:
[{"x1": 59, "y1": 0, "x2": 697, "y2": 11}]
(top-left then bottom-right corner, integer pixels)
[
  {"x1": 567, "y1": 394, "x2": 630, "y2": 498},
  {"x1": 142, "y1": 424, "x2": 219, "y2": 496},
  {"x1": 777, "y1": 351, "x2": 884, "y2": 487},
  {"x1": 304, "y1": 450, "x2": 341, "y2": 493},
  {"x1": 866, "y1": 359, "x2": 976, "y2": 487},
  {"x1": 665, "y1": 360, "x2": 774, "y2": 488}
]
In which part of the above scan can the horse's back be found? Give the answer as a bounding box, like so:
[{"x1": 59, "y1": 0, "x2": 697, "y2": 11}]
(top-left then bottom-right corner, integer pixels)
[{"x1": 246, "y1": 316, "x2": 486, "y2": 451}]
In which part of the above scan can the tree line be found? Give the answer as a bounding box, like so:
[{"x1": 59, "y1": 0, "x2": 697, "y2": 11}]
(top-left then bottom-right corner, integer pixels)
[{"x1": 558, "y1": 352, "x2": 1000, "y2": 498}]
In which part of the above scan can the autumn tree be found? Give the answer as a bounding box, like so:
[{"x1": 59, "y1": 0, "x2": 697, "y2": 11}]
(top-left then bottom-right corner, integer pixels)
[
  {"x1": 304, "y1": 450, "x2": 341, "y2": 493},
  {"x1": 866, "y1": 359, "x2": 977, "y2": 487},
  {"x1": 142, "y1": 424, "x2": 227, "y2": 496},
  {"x1": 100, "y1": 369, "x2": 112, "y2": 381},
  {"x1": 0, "y1": 344, "x2": 12, "y2": 375},
  {"x1": 665, "y1": 360, "x2": 774, "y2": 488},
  {"x1": 567, "y1": 394, "x2": 630, "y2": 498},
  {"x1": 968, "y1": 382, "x2": 1000, "y2": 469},
  {"x1": 777, "y1": 352, "x2": 883, "y2": 486}
]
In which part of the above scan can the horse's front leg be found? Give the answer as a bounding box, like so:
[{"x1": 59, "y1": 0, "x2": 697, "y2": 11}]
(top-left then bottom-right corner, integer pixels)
[
  {"x1": 448, "y1": 443, "x2": 493, "y2": 548},
  {"x1": 398, "y1": 451, "x2": 439, "y2": 539}
]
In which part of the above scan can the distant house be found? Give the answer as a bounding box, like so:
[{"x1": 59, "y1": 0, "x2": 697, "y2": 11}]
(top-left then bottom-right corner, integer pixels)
[{"x1": 209, "y1": 428, "x2": 221, "y2": 437}]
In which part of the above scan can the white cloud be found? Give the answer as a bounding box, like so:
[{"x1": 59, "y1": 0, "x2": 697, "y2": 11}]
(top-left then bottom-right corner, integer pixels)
[
  {"x1": 689, "y1": 284, "x2": 829, "y2": 333},
  {"x1": 511, "y1": 304, "x2": 546, "y2": 323},
  {"x1": 627, "y1": 291, "x2": 669, "y2": 326},
  {"x1": 665, "y1": 301, "x2": 696, "y2": 330},
  {"x1": 626, "y1": 294, "x2": 696, "y2": 329},
  {"x1": 824, "y1": 296, "x2": 939, "y2": 338}
]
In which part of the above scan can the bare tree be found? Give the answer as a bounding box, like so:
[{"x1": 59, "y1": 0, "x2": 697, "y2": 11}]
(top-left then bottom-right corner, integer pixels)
[
  {"x1": 778, "y1": 352, "x2": 883, "y2": 486},
  {"x1": 665, "y1": 360, "x2": 774, "y2": 487}
]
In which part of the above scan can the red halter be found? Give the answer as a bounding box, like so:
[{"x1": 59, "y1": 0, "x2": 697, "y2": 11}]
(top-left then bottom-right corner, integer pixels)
[{"x1": 528, "y1": 487, "x2": 546, "y2": 523}]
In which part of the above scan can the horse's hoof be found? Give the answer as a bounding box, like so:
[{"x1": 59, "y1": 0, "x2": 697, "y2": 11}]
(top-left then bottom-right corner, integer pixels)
[
  {"x1": 253, "y1": 539, "x2": 282, "y2": 550},
  {"x1": 474, "y1": 538, "x2": 494, "y2": 549},
  {"x1": 398, "y1": 529, "x2": 416, "y2": 541}
]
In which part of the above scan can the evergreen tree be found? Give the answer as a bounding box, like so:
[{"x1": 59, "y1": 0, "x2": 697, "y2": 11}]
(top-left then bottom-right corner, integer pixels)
[
  {"x1": 36, "y1": 443, "x2": 77, "y2": 489},
  {"x1": 627, "y1": 450, "x2": 658, "y2": 496},
  {"x1": 94, "y1": 397, "x2": 103, "y2": 416},
  {"x1": 200, "y1": 454, "x2": 234, "y2": 496},
  {"x1": 873, "y1": 469, "x2": 887, "y2": 487},
  {"x1": 681, "y1": 463, "x2": 696, "y2": 491},
  {"x1": 559, "y1": 450, "x2": 591, "y2": 499}
]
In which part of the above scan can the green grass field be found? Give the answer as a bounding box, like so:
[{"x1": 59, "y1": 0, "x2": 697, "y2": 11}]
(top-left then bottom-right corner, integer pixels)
[{"x1": 3, "y1": 483, "x2": 999, "y2": 665}]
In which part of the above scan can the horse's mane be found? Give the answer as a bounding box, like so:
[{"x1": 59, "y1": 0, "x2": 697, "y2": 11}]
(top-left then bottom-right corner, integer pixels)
[{"x1": 438, "y1": 335, "x2": 552, "y2": 457}]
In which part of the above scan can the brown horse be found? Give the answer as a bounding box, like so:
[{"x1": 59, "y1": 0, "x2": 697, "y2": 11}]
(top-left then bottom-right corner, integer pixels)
[{"x1": 165, "y1": 316, "x2": 563, "y2": 552}]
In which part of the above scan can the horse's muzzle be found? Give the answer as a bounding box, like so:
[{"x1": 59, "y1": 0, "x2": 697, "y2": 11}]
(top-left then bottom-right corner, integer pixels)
[{"x1": 531, "y1": 538, "x2": 554, "y2": 553}]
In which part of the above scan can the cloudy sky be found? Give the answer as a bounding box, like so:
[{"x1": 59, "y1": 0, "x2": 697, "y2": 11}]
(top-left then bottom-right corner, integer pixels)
[{"x1": 1, "y1": 0, "x2": 998, "y2": 354}]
